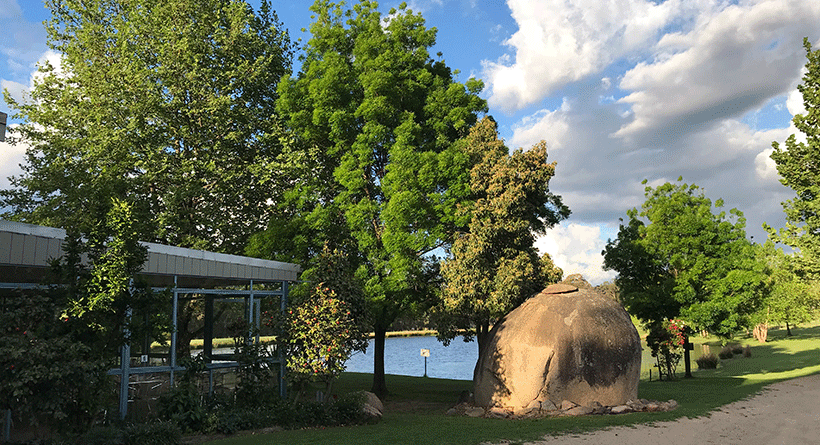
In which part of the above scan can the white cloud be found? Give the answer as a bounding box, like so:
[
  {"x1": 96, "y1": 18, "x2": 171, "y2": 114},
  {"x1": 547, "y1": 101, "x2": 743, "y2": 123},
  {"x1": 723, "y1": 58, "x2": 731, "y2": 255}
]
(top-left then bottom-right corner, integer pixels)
[
  {"x1": 786, "y1": 87, "x2": 807, "y2": 117},
  {"x1": 508, "y1": 98, "x2": 570, "y2": 150},
  {"x1": 0, "y1": 124, "x2": 28, "y2": 190},
  {"x1": 2, "y1": 50, "x2": 65, "y2": 104},
  {"x1": 483, "y1": 0, "x2": 683, "y2": 111},
  {"x1": 1, "y1": 78, "x2": 26, "y2": 103},
  {"x1": 535, "y1": 222, "x2": 616, "y2": 285},
  {"x1": 614, "y1": 0, "x2": 820, "y2": 142}
]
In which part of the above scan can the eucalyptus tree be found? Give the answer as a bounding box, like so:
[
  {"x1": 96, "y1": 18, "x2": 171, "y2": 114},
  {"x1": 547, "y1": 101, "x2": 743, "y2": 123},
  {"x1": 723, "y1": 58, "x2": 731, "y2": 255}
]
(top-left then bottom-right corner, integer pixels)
[
  {"x1": 2, "y1": 0, "x2": 294, "y2": 254},
  {"x1": 436, "y1": 117, "x2": 568, "y2": 358},
  {"x1": 768, "y1": 38, "x2": 820, "y2": 279},
  {"x1": 254, "y1": 0, "x2": 486, "y2": 396},
  {"x1": 603, "y1": 179, "x2": 766, "y2": 339}
]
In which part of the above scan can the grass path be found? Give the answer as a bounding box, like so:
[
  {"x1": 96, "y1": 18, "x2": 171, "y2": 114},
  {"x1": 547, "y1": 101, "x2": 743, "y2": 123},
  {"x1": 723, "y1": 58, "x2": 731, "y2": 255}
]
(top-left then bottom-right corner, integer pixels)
[{"x1": 204, "y1": 323, "x2": 820, "y2": 445}]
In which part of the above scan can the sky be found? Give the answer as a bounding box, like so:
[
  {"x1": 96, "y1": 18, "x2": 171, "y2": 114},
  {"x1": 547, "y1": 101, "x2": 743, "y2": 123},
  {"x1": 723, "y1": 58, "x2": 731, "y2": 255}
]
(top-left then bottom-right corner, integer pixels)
[{"x1": 2, "y1": 0, "x2": 820, "y2": 284}]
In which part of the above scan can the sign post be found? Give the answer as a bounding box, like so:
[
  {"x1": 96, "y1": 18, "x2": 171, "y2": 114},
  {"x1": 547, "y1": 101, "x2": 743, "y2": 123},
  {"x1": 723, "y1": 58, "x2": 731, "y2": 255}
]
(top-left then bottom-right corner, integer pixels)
[
  {"x1": 683, "y1": 336, "x2": 694, "y2": 378},
  {"x1": 420, "y1": 348, "x2": 430, "y2": 377}
]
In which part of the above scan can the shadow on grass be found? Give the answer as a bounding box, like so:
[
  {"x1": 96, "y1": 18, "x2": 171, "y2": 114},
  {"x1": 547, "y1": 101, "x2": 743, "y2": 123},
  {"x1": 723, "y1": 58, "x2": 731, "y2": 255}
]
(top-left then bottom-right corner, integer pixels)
[{"x1": 206, "y1": 324, "x2": 820, "y2": 445}]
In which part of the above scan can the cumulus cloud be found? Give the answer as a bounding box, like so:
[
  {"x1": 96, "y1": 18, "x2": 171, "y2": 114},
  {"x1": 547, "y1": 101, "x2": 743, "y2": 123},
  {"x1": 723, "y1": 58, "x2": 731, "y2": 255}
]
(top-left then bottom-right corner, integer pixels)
[
  {"x1": 0, "y1": 124, "x2": 27, "y2": 190},
  {"x1": 508, "y1": 97, "x2": 570, "y2": 150},
  {"x1": 535, "y1": 222, "x2": 617, "y2": 285},
  {"x1": 1, "y1": 79, "x2": 26, "y2": 103},
  {"x1": 614, "y1": 0, "x2": 820, "y2": 143},
  {"x1": 483, "y1": 0, "x2": 683, "y2": 111}
]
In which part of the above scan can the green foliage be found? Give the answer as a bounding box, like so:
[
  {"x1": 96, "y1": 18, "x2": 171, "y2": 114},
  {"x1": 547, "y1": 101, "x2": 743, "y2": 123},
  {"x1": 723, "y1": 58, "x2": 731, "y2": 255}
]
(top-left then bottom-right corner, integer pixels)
[
  {"x1": 81, "y1": 421, "x2": 182, "y2": 445},
  {"x1": 0, "y1": 290, "x2": 112, "y2": 434},
  {"x1": 0, "y1": 200, "x2": 169, "y2": 435},
  {"x1": 253, "y1": 0, "x2": 487, "y2": 395},
  {"x1": 277, "y1": 285, "x2": 363, "y2": 398},
  {"x1": 695, "y1": 353, "x2": 719, "y2": 369},
  {"x1": 645, "y1": 319, "x2": 685, "y2": 380},
  {"x1": 754, "y1": 242, "x2": 820, "y2": 332},
  {"x1": 603, "y1": 179, "x2": 766, "y2": 339},
  {"x1": 158, "y1": 355, "x2": 208, "y2": 433},
  {"x1": 1, "y1": 0, "x2": 294, "y2": 254},
  {"x1": 436, "y1": 117, "x2": 568, "y2": 351},
  {"x1": 207, "y1": 393, "x2": 365, "y2": 435},
  {"x1": 768, "y1": 37, "x2": 820, "y2": 278}
]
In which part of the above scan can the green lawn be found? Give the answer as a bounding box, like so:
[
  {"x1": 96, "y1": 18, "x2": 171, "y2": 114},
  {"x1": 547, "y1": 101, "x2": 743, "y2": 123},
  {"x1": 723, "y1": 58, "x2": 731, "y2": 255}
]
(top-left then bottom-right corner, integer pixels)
[{"x1": 205, "y1": 323, "x2": 820, "y2": 445}]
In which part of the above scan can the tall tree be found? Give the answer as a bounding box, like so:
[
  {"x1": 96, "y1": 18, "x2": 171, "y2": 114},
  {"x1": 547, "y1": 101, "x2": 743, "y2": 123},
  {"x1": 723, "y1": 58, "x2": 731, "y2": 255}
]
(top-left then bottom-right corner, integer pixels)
[
  {"x1": 2, "y1": 0, "x2": 293, "y2": 254},
  {"x1": 768, "y1": 37, "x2": 820, "y2": 278},
  {"x1": 436, "y1": 117, "x2": 568, "y2": 358},
  {"x1": 754, "y1": 241, "x2": 819, "y2": 338},
  {"x1": 253, "y1": 0, "x2": 486, "y2": 396},
  {"x1": 603, "y1": 179, "x2": 766, "y2": 339}
]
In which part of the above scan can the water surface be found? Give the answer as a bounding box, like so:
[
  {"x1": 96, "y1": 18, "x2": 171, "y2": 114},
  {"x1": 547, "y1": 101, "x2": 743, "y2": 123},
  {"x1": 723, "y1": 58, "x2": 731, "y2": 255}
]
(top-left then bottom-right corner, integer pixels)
[{"x1": 344, "y1": 335, "x2": 477, "y2": 381}]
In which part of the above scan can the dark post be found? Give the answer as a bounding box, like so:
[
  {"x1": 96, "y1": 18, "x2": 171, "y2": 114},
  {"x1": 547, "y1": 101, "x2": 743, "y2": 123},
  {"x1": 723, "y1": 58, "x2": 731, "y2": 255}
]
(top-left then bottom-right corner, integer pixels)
[
  {"x1": 0, "y1": 111, "x2": 6, "y2": 142},
  {"x1": 204, "y1": 295, "x2": 214, "y2": 363},
  {"x1": 683, "y1": 335, "x2": 694, "y2": 378}
]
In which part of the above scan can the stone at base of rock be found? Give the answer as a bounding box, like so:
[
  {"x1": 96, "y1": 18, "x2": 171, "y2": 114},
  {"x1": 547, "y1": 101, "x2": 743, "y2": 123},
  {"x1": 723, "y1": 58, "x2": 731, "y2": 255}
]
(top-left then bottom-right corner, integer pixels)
[
  {"x1": 541, "y1": 400, "x2": 558, "y2": 411},
  {"x1": 449, "y1": 398, "x2": 677, "y2": 419},
  {"x1": 466, "y1": 407, "x2": 485, "y2": 417},
  {"x1": 565, "y1": 405, "x2": 594, "y2": 416},
  {"x1": 488, "y1": 407, "x2": 510, "y2": 418},
  {"x1": 561, "y1": 400, "x2": 578, "y2": 410},
  {"x1": 610, "y1": 405, "x2": 632, "y2": 414}
]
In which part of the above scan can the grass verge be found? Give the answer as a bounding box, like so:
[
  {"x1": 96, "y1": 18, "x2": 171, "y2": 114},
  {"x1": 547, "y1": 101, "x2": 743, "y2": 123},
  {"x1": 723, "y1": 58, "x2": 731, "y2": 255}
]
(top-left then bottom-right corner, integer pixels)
[{"x1": 204, "y1": 323, "x2": 820, "y2": 445}]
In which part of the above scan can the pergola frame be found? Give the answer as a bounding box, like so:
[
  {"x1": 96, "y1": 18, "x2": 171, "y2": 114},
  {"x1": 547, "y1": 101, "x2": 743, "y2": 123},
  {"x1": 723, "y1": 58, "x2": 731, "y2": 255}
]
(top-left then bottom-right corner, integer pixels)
[{"x1": 0, "y1": 220, "x2": 300, "y2": 422}]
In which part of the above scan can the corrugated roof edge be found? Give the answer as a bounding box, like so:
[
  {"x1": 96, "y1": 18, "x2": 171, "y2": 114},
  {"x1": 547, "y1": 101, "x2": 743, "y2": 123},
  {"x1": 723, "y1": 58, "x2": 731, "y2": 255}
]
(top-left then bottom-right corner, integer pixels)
[{"x1": 0, "y1": 219, "x2": 300, "y2": 275}]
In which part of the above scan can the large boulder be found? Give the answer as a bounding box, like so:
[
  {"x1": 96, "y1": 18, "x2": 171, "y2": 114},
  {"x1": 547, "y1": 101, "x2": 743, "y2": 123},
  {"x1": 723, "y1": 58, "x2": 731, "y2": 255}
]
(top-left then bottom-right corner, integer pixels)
[{"x1": 473, "y1": 284, "x2": 641, "y2": 410}]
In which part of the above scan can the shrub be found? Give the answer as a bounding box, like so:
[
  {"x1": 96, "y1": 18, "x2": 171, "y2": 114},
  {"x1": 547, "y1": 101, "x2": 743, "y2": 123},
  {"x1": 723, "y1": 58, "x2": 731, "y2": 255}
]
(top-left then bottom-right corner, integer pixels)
[
  {"x1": 207, "y1": 394, "x2": 366, "y2": 435},
  {"x1": 696, "y1": 353, "x2": 719, "y2": 369},
  {"x1": 157, "y1": 356, "x2": 207, "y2": 433},
  {"x1": 646, "y1": 319, "x2": 686, "y2": 380},
  {"x1": 731, "y1": 344, "x2": 743, "y2": 355},
  {"x1": 79, "y1": 421, "x2": 181, "y2": 445},
  {"x1": 743, "y1": 345, "x2": 752, "y2": 357},
  {"x1": 718, "y1": 345, "x2": 734, "y2": 359}
]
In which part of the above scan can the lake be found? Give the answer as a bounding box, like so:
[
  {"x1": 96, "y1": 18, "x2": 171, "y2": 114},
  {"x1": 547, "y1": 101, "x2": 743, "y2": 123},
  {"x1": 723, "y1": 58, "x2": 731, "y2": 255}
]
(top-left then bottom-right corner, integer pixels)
[{"x1": 344, "y1": 335, "x2": 478, "y2": 381}]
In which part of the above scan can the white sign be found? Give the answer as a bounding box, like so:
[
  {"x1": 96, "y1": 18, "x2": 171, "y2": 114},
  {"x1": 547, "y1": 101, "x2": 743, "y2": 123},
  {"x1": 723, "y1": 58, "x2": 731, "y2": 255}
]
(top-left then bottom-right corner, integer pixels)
[{"x1": 420, "y1": 348, "x2": 430, "y2": 357}]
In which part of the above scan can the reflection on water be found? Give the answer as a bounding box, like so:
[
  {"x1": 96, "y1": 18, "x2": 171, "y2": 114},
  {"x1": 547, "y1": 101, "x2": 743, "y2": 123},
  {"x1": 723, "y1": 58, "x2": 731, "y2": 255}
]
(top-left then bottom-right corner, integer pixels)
[{"x1": 344, "y1": 335, "x2": 477, "y2": 381}]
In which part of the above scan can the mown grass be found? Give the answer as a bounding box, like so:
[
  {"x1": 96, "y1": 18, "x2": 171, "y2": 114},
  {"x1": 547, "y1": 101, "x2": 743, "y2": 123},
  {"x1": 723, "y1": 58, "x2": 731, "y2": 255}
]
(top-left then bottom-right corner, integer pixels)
[{"x1": 205, "y1": 322, "x2": 820, "y2": 445}]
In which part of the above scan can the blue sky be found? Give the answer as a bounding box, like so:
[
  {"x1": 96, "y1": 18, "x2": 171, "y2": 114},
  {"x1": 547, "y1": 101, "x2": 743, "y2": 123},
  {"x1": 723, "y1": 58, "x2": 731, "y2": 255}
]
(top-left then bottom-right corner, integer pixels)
[{"x1": 2, "y1": 0, "x2": 820, "y2": 284}]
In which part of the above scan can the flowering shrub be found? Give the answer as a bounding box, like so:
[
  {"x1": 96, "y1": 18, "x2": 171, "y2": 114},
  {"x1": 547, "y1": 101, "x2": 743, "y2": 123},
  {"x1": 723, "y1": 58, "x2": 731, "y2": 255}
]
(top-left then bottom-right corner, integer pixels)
[
  {"x1": 646, "y1": 319, "x2": 686, "y2": 380},
  {"x1": 269, "y1": 285, "x2": 363, "y2": 399}
]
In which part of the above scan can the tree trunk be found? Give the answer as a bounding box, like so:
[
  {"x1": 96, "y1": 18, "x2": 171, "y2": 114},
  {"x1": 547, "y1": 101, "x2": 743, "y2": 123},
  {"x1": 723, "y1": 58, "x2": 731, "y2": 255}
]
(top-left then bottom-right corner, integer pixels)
[
  {"x1": 786, "y1": 321, "x2": 792, "y2": 336},
  {"x1": 371, "y1": 325, "x2": 388, "y2": 398},
  {"x1": 753, "y1": 322, "x2": 768, "y2": 343},
  {"x1": 474, "y1": 320, "x2": 491, "y2": 380}
]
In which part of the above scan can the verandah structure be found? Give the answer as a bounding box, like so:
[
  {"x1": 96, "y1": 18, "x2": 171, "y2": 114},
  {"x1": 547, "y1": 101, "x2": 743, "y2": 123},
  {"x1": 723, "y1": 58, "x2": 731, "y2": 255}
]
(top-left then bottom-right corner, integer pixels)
[{"x1": 0, "y1": 220, "x2": 300, "y2": 425}]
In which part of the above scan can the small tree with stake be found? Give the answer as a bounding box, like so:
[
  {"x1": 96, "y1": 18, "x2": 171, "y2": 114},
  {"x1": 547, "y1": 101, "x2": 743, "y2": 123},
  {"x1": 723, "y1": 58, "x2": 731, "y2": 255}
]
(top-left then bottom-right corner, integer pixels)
[
  {"x1": 646, "y1": 319, "x2": 687, "y2": 380},
  {"x1": 274, "y1": 285, "x2": 363, "y2": 401}
]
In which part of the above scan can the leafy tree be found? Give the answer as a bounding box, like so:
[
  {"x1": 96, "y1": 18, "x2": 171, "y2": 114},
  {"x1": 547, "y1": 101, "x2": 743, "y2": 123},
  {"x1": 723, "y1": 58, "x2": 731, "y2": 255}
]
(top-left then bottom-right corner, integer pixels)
[
  {"x1": 561, "y1": 273, "x2": 593, "y2": 289},
  {"x1": 436, "y1": 117, "x2": 568, "y2": 356},
  {"x1": 0, "y1": 289, "x2": 112, "y2": 434},
  {"x1": 753, "y1": 242, "x2": 819, "y2": 339},
  {"x1": 2, "y1": 0, "x2": 294, "y2": 254},
  {"x1": 253, "y1": 0, "x2": 486, "y2": 396},
  {"x1": 595, "y1": 280, "x2": 621, "y2": 301},
  {"x1": 768, "y1": 38, "x2": 820, "y2": 278},
  {"x1": 603, "y1": 179, "x2": 766, "y2": 340},
  {"x1": 278, "y1": 285, "x2": 363, "y2": 401}
]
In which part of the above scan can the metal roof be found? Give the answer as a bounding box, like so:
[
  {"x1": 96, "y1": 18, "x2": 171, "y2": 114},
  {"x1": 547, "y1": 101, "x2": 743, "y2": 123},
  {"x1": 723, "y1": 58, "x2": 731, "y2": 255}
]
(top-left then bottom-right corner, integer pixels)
[{"x1": 0, "y1": 220, "x2": 300, "y2": 287}]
